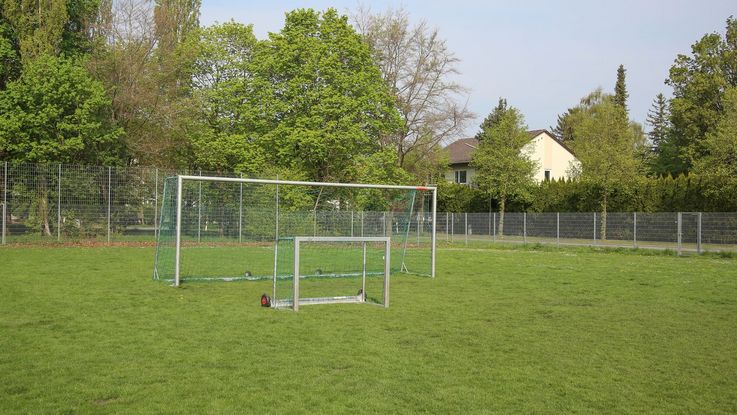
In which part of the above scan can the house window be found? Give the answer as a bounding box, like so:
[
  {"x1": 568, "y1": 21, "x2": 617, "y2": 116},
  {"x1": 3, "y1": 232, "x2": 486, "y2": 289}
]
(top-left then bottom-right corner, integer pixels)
[
  {"x1": 544, "y1": 170, "x2": 551, "y2": 181},
  {"x1": 455, "y1": 170, "x2": 467, "y2": 184}
]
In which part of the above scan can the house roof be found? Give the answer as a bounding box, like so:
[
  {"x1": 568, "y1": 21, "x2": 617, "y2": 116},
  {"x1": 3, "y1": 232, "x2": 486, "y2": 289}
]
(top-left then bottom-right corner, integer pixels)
[{"x1": 446, "y1": 129, "x2": 576, "y2": 165}]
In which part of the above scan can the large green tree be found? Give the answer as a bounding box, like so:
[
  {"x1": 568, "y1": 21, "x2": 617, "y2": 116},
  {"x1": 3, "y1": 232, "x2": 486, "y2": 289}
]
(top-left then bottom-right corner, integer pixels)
[
  {"x1": 663, "y1": 17, "x2": 737, "y2": 175},
  {"x1": 568, "y1": 94, "x2": 643, "y2": 239},
  {"x1": 692, "y1": 87, "x2": 737, "y2": 179},
  {"x1": 251, "y1": 8, "x2": 403, "y2": 184},
  {"x1": 0, "y1": 54, "x2": 123, "y2": 164},
  {"x1": 188, "y1": 21, "x2": 262, "y2": 173},
  {"x1": 0, "y1": 0, "x2": 100, "y2": 60},
  {"x1": 0, "y1": 54, "x2": 123, "y2": 235},
  {"x1": 471, "y1": 105, "x2": 537, "y2": 237}
]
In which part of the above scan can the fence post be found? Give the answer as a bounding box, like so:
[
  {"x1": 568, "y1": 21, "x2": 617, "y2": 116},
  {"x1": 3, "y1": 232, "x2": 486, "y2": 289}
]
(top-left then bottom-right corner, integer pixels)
[
  {"x1": 446, "y1": 212, "x2": 449, "y2": 242},
  {"x1": 493, "y1": 212, "x2": 496, "y2": 242},
  {"x1": 2, "y1": 161, "x2": 6, "y2": 245},
  {"x1": 154, "y1": 168, "x2": 158, "y2": 240},
  {"x1": 57, "y1": 164, "x2": 61, "y2": 242},
  {"x1": 417, "y1": 212, "x2": 421, "y2": 245},
  {"x1": 697, "y1": 212, "x2": 702, "y2": 254},
  {"x1": 107, "y1": 166, "x2": 112, "y2": 243},
  {"x1": 197, "y1": 170, "x2": 202, "y2": 243},
  {"x1": 523, "y1": 212, "x2": 527, "y2": 244},
  {"x1": 464, "y1": 212, "x2": 468, "y2": 246},
  {"x1": 556, "y1": 212, "x2": 560, "y2": 247},
  {"x1": 239, "y1": 172, "x2": 243, "y2": 243},
  {"x1": 677, "y1": 212, "x2": 682, "y2": 256},
  {"x1": 488, "y1": 211, "x2": 492, "y2": 239},
  {"x1": 351, "y1": 211, "x2": 354, "y2": 238},
  {"x1": 633, "y1": 212, "x2": 637, "y2": 248},
  {"x1": 593, "y1": 212, "x2": 596, "y2": 246},
  {"x1": 450, "y1": 213, "x2": 454, "y2": 243}
]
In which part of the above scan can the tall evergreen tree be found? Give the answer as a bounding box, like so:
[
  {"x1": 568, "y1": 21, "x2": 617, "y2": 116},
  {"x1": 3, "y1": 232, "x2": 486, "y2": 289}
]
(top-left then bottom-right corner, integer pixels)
[
  {"x1": 551, "y1": 107, "x2": 581, "y2": 142},
  {"x1": 646, "y1": 93, "x2": 670, "y2": 151},
  {"x1": 614, "y1": 64, "x2": 629, "y2": 115},
  {"x1": 475, "y1": 97, "x2": 507, "y2": 140}
]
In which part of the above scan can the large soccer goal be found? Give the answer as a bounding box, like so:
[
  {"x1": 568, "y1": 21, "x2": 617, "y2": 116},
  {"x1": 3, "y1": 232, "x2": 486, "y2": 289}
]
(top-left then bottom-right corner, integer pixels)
[{"x1": 153, "y1": 175, "x2": 437, "y2": 288}]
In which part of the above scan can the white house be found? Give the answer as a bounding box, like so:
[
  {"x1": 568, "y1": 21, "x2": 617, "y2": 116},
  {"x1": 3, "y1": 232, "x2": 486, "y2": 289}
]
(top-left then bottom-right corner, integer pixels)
[{"x1": 444, "y1": 129, "x2": 578, "y2": 185}]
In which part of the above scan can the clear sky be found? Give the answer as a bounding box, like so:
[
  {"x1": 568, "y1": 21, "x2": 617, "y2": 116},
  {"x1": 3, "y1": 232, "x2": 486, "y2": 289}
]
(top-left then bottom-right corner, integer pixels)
[{"x1": 199, "y1": 0, "x2": 736, "y2": 138}]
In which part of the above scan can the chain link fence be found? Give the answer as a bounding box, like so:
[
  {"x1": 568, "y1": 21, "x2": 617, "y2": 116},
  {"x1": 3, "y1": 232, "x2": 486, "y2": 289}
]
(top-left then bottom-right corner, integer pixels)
[
  {"x1": 2, "y1": 161, "x2": 737, "y2": 253},
  {"x1": 434, "y1": 212, "x2": 737, "y2": 253}
]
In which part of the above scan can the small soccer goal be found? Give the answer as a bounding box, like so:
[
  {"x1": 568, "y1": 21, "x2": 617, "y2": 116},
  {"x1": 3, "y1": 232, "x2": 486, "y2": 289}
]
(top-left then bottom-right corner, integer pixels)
[
  {"x1": 270, "y1": 236, "x2": 391, "y2": 310},
  {"x1": 153, "y1": 175, "x2": 437, "y2": 289}
]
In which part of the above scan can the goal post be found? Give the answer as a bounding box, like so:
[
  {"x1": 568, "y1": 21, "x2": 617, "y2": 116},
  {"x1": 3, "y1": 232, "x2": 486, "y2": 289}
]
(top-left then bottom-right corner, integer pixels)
[
  {"x1": 153, "y1": 175, "x2": 437, "y2": 286},
  {"x1": 271, "y1": 236, "x2": 391, "y2": 310}
]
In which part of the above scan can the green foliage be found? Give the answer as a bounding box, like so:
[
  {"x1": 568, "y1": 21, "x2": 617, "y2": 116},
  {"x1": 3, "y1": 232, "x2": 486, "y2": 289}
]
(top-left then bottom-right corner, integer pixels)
[
  {"x1": 475, "y1": 97, "x2": 507, "y2": 139},
  {"x1": 471, "y1": 106, "x2": 537, "y2": 211},
  {"x1": 0, "y1": 0, "x2": 99, "y2": 59},
  {"x1": 528, "y1": 174, "x2": 737, "y2": 213},
  {"x1": 692, "y1": 87, "x2": 737, "y2": 202},
  {"x1": 0, "y1": 54, "x2": 123, "y2": 165},
  {"x1": 568, "y1": 93, "x2": 643, "y2": 237},
  {"x1": 436, "y1": 181, "x2": 487, "y2": 212},
  {"x1": 0, "y1": 11, "x2": 20, "y2": 90},
  {"x1": 249, "y1": 8, "x2": 402, "y2": 183},
  {"x1": 646, "y1": 93, "x2": 671, "y2": 174},
  {"x1": 664, "y1": 16, "x2": 737, "y2": 175},
  {"x1": 614, "y1": 64, "x2": 629, "y2": 115},
  {"x1": 188, "y1": 22, "x2": 263, "y2": 173}
]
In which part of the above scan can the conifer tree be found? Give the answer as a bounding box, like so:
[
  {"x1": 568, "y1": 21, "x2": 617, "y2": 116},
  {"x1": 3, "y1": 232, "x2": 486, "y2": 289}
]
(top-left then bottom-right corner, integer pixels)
[
  {"x1": 475, "y1": 97, "x2": 507, "y2": 140},
  {"x1": 614, "y1": 64, "x2": 629, "y2": 115}
]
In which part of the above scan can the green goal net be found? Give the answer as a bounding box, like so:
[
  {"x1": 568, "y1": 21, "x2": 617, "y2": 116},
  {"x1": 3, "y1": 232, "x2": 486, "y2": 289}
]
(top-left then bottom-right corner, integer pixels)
[{"x1": 154, "y1": 176, "x2": 436, "y2": 286}]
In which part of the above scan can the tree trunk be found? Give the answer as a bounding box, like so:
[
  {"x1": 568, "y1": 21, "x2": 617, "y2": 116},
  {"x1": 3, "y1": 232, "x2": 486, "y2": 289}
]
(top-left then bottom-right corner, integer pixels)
[
  {"x1": 498, "y1": 197, "x2": 505, "y2": 239},
  {"x1": 600, "y1": 193, "x2": 607, "y2": 241}
]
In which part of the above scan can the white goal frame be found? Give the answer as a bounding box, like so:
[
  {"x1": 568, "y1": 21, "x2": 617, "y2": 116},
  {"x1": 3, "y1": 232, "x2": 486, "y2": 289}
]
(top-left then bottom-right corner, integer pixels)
[
  {"x1": 171, "y1": 175, "x2": 437, "y2": 286},
  {"x1": 272, "y1": 236, "x2": 391, "y2": 311}
]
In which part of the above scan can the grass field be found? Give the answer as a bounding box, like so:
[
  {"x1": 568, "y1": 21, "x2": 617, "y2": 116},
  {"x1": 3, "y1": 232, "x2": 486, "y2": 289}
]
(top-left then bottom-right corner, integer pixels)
[{"x1": 1, "y1": 245, "x2": 737, "y2": 413}]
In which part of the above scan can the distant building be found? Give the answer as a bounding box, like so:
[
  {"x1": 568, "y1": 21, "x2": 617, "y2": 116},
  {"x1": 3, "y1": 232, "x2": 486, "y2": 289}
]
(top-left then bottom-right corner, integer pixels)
[{"x1": 444, "y1": 129, "x2": 578, "y2": 185}]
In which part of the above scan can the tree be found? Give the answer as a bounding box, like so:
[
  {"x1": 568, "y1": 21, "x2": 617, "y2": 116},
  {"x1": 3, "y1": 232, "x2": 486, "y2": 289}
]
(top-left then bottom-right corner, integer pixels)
[
  {"x1": 646, "y1": 93, "x2": 672, "y2": 174},
  {"x1": 551, "y1": 106, "x2": 582, "y2": 143},
  {"x1": 664, "y1": 17, "x2": 737, "y2": 175},
  {"x1": 352, "y1": 7, "x2": 474, "y2": 179},
  {"x1": 614, "y1": 64, "x2": 628, "y2": 115},
  {"x1": 475, "y1": 98, "x2": 507, "y2": 139},
  {"x1": 471, "y1": 106, "x2": 537, "y2": 237},
  {"x1": 153, "y1": 0, "x2": 200, "y2": 56},
  {"x1": 568, "y1": 94, "x2": 642, "y2": 239},
  {"x1": 551, "y1": 89, "x2": 607, "y2": 143},
  {"x1": 0, "y1": 0, "x2": 100, "y2": 60},
  {"x1": 646, "y1": 93, "x2": 670, "y2": 151},
  {"x1": 188, "y1": 21, "x2": 262, "y2": 173},
  {"x1": 692, "y1": 87, "x2": 737, "y2": 179},
  {"x1": 0, "y1": 55, "x2": 123, "y2": 164},
  {"x1": 251, "y1": 8, "x2": 403, "y2": 184},
  {"x1": 0, "y1": 10, "x2": 20, "y2": 90},
  {"x1": 0, "y1": 54, "x2": 124, "y2": 235},
  {"x1": 87, "y1": 0, "x2": 201, "y2": 167}
]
